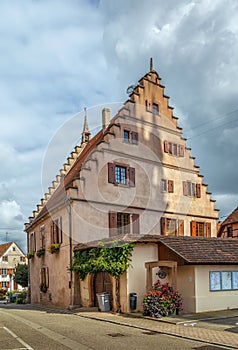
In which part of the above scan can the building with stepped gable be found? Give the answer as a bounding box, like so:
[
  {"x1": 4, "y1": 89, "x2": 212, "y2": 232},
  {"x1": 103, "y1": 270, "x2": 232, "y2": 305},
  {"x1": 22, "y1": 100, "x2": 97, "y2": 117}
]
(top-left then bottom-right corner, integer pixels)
[{"x1": 25, "y1": 61, "x2": 229, "y2": 313}]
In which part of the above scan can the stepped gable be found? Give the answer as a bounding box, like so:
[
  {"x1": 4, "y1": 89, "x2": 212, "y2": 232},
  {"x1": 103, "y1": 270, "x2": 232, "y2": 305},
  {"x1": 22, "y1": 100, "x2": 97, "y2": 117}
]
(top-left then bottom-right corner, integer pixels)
[
  {"x1": 0, "y1": 242, "x2": 12, "y2": 256},
  {"x1": 74, "y1": 234, "x2": 238, "y2": 264},
  {"x1": 29, "y1": 129, "x2": 104, "y2": 225},
  {"x1": 217, "y1": 206, "x2": 238, "y2": 237}
]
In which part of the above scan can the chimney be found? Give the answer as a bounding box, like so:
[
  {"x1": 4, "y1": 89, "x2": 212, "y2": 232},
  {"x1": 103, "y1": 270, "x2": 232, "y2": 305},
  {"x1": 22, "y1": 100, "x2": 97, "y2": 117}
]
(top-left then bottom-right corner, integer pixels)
[{"x1": 102, "y1": 108, "x2": 110, "y2": 132}]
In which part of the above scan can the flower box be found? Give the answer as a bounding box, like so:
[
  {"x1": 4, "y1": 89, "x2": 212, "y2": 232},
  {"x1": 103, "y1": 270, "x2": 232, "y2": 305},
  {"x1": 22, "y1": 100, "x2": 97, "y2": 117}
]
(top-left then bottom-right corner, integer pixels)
[
  {"x1": 36, "y1": 248, "x2": 45, "y2": 257},
  {"x1": 27, "y1": 251, "x2": 34, "y2": 259},
  {"x1": 48, "y1": 243, "x2": 60, "y2": 254}
]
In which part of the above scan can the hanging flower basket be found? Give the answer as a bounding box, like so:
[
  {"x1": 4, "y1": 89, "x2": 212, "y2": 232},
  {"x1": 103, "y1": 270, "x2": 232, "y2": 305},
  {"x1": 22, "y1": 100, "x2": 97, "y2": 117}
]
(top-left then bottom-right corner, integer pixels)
[{"x1": 48, "y1": 243, "x2": 60, "y2": 254}]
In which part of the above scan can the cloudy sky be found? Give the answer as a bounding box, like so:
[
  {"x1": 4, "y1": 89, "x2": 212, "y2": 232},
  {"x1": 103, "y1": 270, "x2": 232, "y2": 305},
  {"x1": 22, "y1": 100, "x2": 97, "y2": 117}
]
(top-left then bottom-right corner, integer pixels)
[{"x1": 0, "y1": 0, "x2": 238, "y2": 251}]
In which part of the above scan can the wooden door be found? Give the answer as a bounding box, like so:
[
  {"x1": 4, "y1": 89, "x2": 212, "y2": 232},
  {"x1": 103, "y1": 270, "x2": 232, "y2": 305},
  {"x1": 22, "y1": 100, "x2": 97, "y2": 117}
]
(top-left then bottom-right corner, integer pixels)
[{"x1": 93, "y1": 272, "x2": 112, "y2": 307}]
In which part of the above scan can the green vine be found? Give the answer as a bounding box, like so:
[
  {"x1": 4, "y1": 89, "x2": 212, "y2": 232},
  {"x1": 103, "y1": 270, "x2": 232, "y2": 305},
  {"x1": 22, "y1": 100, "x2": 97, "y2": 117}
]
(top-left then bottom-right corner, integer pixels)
[{"x1": 71, "y1": 242, "x2": 135, "y2": 280}]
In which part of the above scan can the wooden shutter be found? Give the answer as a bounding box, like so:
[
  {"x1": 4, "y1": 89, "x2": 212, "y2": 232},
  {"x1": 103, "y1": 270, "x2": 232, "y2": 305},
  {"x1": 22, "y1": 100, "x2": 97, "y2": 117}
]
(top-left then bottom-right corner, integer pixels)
[
  {"x1": 59, "y1": 216, "x2": 63, "y2": 243},
  {"x1": 206, "y1": 222, "x2": 211, "y2": 237},
  {"x1": 164, "y1": 140, "x2": 169, "y2": 153},
  {"x1": 183, "y1": 181, "x2": 188, "y2": 196},
  {"x1": 132, "y1": 214, "x2": 140, "y2": 234},
  {"x1": 178, "y1": 220, "x2": 184, "y2": 236},
  {"x1": 109, "y1": 212, "x2": 117, "y2": 237},
  {"x1": 191, "y1": 221, "x2": 196, "y2": 237},
  {"x1": 196, "y1": 184, "x2": 201, "y2": 198},
  {"x1": 179, "y1": 145, "x2": 184, "y2": 157},
  {"x1": 45, "y1": 267, "x2": 49, "y2": 288},
  {"x1": 50, "y1": 223, "x2": 54, "y2": 243},
  {"x1": 108, "y1": 163, "x2": 115, "y2": 184},
  {"x1": 160, "y1": 217, "x2": 166, "y2": 235},
  {"x1": 128, "y1": 167, "x2": 135, "y2": 187},
  {"x1": 168, "y1": 180, "x2": 174, "y2": 193},
  {"x1": 131, "y1": 131, "x2": 138, "y2": 144}
]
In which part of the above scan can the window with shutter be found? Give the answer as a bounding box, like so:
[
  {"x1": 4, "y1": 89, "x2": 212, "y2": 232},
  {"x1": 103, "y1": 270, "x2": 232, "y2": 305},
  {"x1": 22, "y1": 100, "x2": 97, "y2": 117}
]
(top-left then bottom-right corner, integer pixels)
[
  {"x1": 160, "y1": 217, "x2": 166, "y2": 235},
  {"x1": 51, "y1": 217, "x2": 62, "y2": 244},
  {"x1": 164, "y1": 140, "x2": 169, "y2": 153},
  {"x1": 168, "y1": 180, "x2": 174, "y2": 193},
  {"x1": 131, "y1": 131, "x2": 139, "y2": 144},
  {"x1": 178, "y1": 220, "x2": 184, "y2": 236},
  {"x1": 179, "y1": 145, "x2": 184, "y2": 157},
  {"x1": 183, "y1": 181, "x2": 188, "y2": 196},
  {"x1": 191, "y1": 221, "x2": 196, "y2": 237},
  {"x1": 196, "y1": 184, "x2": 201, "y2": 198},
  {"x1": 128, "y1": 167, "x2": 135, "y2": 187},
  {"x1": 206, "y1": 222, "x2": 211, "y2": 237},
  {"x1": 132, "y1": 214, "x2": 140, "y2": 234},
  {"x1": 108, "y1": 163, "x2": 115, "y2": 184}
]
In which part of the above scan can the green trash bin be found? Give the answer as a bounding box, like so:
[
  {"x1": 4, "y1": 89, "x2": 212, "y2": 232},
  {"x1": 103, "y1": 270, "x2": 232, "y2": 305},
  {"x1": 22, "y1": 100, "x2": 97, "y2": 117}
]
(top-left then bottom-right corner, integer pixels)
[{"x1": 129, "y1": 293, "x2": 137, "y2": 310}]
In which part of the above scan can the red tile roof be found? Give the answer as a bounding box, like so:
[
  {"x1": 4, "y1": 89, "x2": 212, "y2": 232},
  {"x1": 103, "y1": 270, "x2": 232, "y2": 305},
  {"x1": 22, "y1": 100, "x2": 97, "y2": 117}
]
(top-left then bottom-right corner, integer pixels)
[
  {"x1": 0, "y1": 242, "x2": 12, "y2": 257},
  {"x1": 218, "y1": 206, "x2": 238, "y2": 236},
  {"x1": 74, "y1": 234, "x2": 238, "y2": 264}
]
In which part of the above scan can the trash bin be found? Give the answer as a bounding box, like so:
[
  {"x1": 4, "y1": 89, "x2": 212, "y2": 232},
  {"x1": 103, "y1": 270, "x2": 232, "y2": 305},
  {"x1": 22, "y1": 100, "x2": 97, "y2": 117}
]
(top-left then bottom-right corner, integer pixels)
[
  {"x1": 96, "y1": 292, "x2": 110, "y2": 312},
  {"x1": 129, "y1": 292, "x2": 137, "y2": 310}
]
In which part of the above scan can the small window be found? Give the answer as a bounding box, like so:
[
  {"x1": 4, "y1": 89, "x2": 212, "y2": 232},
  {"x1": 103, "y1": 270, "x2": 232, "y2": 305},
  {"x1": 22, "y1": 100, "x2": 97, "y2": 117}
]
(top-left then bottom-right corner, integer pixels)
[
  {"x1": 1, "y1": 268, "x2": 7, "y2": 275},
  {"x1": 115, "y1": 166, "x2": 127, "y2": 185},
  {"x1": 12, "y1": 247, "x2": 16, "y2": 251},
  {"x1": 109, "y1": 212, "x2": 140, "y2": 236},
  {"x1": 123, "y1": 130, "x2": 130, "y2": 143},
  {"x1": 161, "y1": 179, "x2": 167, "y2": 192},
  {"x1": 51, "y1": 218, "x2": 62, "y2": 244},
  {"x1": 2, "y1": 256, "x2": 8, "y2": 262},
  {"x1": 2, "y1": 281, "x2": 7, "y2": 288},
  {"x1": 227, "y1": 227, "x2": 233, "y2": 238},
  {"x1": 152, "y1": 103, "x2": 159, "y2": 115},
  {"x1": 40, "y1": 226, "x2": 45, "y2": 248}
]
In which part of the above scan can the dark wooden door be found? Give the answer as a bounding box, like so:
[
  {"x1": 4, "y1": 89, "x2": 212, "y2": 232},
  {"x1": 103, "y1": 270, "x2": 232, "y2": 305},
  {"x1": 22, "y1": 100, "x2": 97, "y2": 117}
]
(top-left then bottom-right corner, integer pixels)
[{"x1": 93, "y1": 272, "x2": 112, "y2": 306}]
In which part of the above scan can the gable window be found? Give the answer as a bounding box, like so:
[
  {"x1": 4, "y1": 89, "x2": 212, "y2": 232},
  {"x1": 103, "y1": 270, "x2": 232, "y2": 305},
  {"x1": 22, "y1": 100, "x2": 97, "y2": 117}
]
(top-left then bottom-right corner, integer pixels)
[
  {"x1": 227, "y1": 227, "x2": 233, "y2": 238},
  {"x1": 161, "y1": 179, "x2": 174, "y2": 193},
  {"x1": 164, "y1": 141, "x2": 184, "y2": 157},
  {"x1": 1, "y1": 268, "x2": 7, "y2": 275},
  {"x1": 152, "y1": 103, "x2": 159, "y2": 115},
  {"x1": 109, "y1": 212, "x2": 140, "y2": 236},
  {"x1": 183, "y1": 181, "x2": 201, "y2": 198},
  {"x1": 160, "y1": 217, "x2": 184, "y2": 236},
  {"x1": 190, "y1": 221, "x2": 211, "y2": 237},
  {"x1": 123, "y1": 129, "x2": 138, "y2": 144},
  {"x1": 2, "y1": 256, "x2": 8, "y2": 262},
  {"x1": 51, "y1": 217, "x2": 62, "y2": 244},
  {"x1": 108, "y1": 163, "x2": 135, "y2": 187}
]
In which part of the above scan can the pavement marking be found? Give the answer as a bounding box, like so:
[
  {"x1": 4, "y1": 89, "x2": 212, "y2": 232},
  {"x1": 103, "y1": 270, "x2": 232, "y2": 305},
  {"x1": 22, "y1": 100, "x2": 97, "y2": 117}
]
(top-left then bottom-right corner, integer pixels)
[
  {"x1": 3, "y1": 326, "x2": 34, "y2": 350},
  {"x1": 0, "y1": 309, "x2": 91, "y2": 350}
]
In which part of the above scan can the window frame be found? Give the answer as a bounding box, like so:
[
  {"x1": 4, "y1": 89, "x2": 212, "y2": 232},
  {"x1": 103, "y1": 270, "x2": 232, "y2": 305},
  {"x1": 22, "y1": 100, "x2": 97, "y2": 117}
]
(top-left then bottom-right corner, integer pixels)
[
  {"x1": 108, "y1": 162, "x2": 135, "y2": 187},
  {"x1": 210, "y1": 270, "x2": 238, "y2": 291}
]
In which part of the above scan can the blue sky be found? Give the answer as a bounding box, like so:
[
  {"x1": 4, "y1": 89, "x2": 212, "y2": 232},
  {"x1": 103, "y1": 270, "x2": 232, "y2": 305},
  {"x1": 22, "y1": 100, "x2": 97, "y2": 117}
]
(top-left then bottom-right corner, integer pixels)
[{"x1": 0, "y1": 0, "x2": 238, "y2": 251}]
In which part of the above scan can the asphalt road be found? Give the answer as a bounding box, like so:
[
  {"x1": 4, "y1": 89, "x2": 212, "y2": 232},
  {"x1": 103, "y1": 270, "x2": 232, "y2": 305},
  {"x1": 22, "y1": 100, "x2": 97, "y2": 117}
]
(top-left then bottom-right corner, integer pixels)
[{"x1": 0, "y1": 304, "x2": 228, "y2": 350}]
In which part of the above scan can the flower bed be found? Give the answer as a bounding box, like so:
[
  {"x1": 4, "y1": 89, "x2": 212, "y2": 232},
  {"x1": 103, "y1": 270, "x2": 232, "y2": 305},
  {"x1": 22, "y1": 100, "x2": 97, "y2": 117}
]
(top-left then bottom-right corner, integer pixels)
[{"x1": 143, "y1": 282, "x2": 183, "y2": 318}]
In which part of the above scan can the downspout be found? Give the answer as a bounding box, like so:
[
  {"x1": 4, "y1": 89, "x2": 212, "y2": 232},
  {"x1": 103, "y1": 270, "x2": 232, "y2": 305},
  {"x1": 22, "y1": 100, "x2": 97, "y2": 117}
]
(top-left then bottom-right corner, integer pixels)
[{"x1": 66, "y1": 196, "x2": 73, "y2": 308}]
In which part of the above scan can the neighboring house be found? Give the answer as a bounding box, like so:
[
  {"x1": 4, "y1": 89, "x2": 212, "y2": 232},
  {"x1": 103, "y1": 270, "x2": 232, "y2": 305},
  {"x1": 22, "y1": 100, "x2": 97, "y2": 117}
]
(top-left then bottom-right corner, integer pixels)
[
  {"x1": 75, "y1": 234, "x2": 238, "y2": 313},
  {"x1": 0, "y1": 242, "x2": 27, "y2": 291},
  {"x1": 25, "y1": 60, "x2": 219, "y2": 310},
  {"x1": 217, "y1": 207, "x2": 238, "y2": 238}
]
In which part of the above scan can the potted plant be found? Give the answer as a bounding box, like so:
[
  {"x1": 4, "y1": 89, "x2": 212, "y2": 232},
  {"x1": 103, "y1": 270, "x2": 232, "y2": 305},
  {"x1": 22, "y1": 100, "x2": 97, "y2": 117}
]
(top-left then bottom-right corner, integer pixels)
[
  {"x1": 36, "y1": 248, "x2": 45, "y2": 257},
  {"x1": 143, "y1": 282, "x2": 183, "y2": 318},
  {"x1": 27, "y1": 251, "x2": 34, "y2": 259},
  {"x1": 48, "y1": 243, "x2": 60, "y2": 254}
]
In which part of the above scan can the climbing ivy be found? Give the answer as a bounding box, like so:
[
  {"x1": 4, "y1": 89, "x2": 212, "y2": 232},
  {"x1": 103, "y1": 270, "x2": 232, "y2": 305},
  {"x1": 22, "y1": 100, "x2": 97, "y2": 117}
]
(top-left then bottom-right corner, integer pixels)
[{"x1": 71, "y1": 242, "x2": 135, "y2": 280}]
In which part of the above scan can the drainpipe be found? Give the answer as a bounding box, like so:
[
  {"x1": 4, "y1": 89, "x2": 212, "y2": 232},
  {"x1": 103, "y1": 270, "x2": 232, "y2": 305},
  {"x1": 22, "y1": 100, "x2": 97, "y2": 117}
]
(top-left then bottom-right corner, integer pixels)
[{"x1": 66, "y1": 196, "x2": 73, "y2": 308}]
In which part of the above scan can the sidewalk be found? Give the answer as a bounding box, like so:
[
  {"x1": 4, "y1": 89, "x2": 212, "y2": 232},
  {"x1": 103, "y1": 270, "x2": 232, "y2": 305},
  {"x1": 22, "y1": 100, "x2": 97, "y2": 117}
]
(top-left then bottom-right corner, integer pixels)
[{"x1": 74, "y1": 308, "x2": 238, "y2": 349}]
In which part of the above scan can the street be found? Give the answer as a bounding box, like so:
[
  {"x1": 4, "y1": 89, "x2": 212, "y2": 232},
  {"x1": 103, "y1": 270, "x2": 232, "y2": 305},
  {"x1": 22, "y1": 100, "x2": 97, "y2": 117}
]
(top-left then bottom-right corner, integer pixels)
[{"x1": 0, "y1": 304, "x2": 231, "y2": 350}]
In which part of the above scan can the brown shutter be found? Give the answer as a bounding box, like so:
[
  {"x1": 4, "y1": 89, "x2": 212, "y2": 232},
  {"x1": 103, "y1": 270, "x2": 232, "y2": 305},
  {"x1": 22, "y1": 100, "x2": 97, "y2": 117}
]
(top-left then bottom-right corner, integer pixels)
[
  {"x1": 131, "y1": 131, "x2": 138, "y2": 144},
  {"x1": 196, "y1": 184, "x2": 201, "y2": 198},
  {"x1": 132, "y1": 214, "x2": 140, "y2": 234},
  {"x1": 179, "y1": 145, "x2": 184, "y2": 157},
  {"x1": 109, "y1": 212, "x2": 117, "y2": 237},
  {"x1": 50, "y1": 223, "x2": 54, "y2": 243},
  {"x1": 178, "y1": 220, "x2": 184, "y2": 236},
  {"x1": 33, "y1": 232, "x2": 36, "y2": 251},
  {"x1": 59, "y1": 216, "x2": 63, "y2": 243},
  {"x1": 160, "y1": 217, "x2": 166, "y2": 235},
  {"x1": 206, "y1": 222, "x2": 211, "y2": 237},
  {"x1": 128, "y1": 167, "x2": 135, "y2": 187},
  {"x1": 183, "y1": 181, "x2": 188, "y2": 196},
  {"x1": 168, "y1": 180, "x2": 174, "y2": 193},
  {"x1": 108, "y1": 163, "x2": 115, "y2": 184},
  {"x1": 46, "y1": 267, "x2": 49, "y2": 288},
  {"x1": 191, "y1": 221, "x2": 196, "y2": 237},
  {"x1": 164, "y1": 140, "x2": 169, "y2": 153}
]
